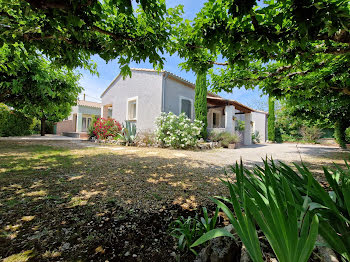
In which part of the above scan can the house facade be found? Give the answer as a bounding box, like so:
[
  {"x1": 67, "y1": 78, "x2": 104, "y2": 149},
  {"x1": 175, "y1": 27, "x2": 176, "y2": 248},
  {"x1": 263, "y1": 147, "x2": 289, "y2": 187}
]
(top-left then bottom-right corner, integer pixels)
[
  {"x1": 101, "y1": 68, "x2": 267, "y2": 145},
  {"x1": 55, "y1": 100, "x2": 111, "y2": 136}
]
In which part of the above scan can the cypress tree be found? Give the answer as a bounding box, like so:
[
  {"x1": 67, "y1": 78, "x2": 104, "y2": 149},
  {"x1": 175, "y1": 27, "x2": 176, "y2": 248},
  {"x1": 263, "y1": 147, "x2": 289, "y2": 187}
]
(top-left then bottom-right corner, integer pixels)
[
  {"x1": 334, "y1": 119, "x2": 347, "y2": 149},
  {"x1": 268, "y1": 96, "x2": 275, "y2": 142},
  {"x1": 195, "y1": 71, "x2": 208, "y2": 139}
]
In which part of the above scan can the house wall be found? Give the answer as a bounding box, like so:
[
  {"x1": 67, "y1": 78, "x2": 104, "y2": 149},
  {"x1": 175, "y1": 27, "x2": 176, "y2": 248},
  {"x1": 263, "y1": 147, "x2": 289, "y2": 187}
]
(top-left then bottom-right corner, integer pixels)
[
  {"x1": 101, "y1": 70, "x2": 163, "y2": 131},
  {"x1": 56, "y1": 120, "x2": 75, "y2": 134},
  {"x1": 77, "y1": 106, "x2": 101, "y2": 116},
  {"x1": 163, "y1": 76, "x2": 195, "y2": 119},
  {"x1": 207, "y1": 108, "x2": 225, "y2": 128},
  {"x1": 65, "y1": 106, "x2": 78, "y2": 120},
  {"x1": 251, "y1": 112, "x2": 267, "y2": 142}
]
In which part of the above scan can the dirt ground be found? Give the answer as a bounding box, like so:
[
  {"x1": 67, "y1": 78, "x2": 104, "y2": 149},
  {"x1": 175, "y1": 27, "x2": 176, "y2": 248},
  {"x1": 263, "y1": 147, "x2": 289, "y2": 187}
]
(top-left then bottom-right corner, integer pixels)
[{"x1": 0, "y1": 140, "x2": 349, "y2": 261}]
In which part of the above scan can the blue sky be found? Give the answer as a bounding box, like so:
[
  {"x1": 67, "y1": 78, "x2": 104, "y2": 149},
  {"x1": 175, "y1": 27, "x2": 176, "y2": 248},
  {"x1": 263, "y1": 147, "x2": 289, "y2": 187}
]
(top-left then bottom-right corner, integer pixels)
[{"x1": 78, "y1": 0, "x2": 268, "y2": 111}]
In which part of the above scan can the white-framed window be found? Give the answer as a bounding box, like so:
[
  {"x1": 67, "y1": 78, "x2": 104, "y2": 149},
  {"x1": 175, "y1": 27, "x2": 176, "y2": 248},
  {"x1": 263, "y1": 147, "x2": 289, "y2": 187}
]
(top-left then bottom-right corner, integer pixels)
[
  {"x1": 179, "y1": 96, "x2": 193, "y2": 119},
  {"x1": 127, "y1": 96, "x2": 138, "y2": 120}
]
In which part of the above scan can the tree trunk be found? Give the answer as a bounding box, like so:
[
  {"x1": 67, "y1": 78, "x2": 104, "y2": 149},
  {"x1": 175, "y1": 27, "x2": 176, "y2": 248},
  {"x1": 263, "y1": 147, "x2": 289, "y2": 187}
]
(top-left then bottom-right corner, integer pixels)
[{"x1": 40, "y1": 117, "x2": 46, "y2": 136}]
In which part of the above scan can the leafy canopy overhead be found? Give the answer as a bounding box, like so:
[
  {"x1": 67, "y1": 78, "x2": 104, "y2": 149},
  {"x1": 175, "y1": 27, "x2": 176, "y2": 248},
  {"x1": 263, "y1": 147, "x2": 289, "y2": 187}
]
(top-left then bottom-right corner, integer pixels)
[
  {"x1": 1, "y1": 0, "x2": 183, "y2": 74},
  {"x1": 0, "y1": 43, "x2": 82, "y2": 123},
  {"x1": 175, "y1": 0, "x2": 350, "y2": 95}
]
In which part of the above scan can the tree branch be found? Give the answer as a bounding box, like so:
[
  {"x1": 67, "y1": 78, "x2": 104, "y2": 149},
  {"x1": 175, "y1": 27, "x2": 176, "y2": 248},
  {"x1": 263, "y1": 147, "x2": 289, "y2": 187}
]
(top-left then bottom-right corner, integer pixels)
[
  {"x1": 209, "y1": 61, "x2": 229, "y2": 66},
  {"x1": 23, "y1": 33, "x2": 72, "y2": 44},
  {"x1": 316, "y1": 30, "x2": 350, "y2": 44},
  {"x1": 90, "y1": 25, "x2": 136, "y2": 42}
]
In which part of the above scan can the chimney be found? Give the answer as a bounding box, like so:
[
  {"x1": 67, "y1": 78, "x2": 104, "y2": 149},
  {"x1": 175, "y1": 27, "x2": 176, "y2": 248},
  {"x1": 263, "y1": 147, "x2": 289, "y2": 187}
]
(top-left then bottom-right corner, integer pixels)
[{"x1": 83, "y1": 93, "x2": 86, "y2": 101}]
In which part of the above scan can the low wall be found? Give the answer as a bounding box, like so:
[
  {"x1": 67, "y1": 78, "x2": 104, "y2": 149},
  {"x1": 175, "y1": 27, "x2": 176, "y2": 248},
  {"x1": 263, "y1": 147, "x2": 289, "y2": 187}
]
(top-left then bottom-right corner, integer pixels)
[{"x1": 56, "y1": 120, "x2": 74, "y2": 135}]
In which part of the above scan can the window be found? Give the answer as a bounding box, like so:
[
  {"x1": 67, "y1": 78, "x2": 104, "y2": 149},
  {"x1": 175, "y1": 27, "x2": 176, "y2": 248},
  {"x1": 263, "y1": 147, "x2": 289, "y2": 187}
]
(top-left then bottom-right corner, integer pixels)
[
  {"x1": 180, "y1": 97, "x2": 192, "y2": 119},
  {"x1": 213, "y1": 112, "x2": 218, "y2": 127},
  {"x1": 127, "y1": 97, "x2": 138, "y2": 120},
  {"x1": 82, "y1": 117, "x2": 87, "y2": 129}
]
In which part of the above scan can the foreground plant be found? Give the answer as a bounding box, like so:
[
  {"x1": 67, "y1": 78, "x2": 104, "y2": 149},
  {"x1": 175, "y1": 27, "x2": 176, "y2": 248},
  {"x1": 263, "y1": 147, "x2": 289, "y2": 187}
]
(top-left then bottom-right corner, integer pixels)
[
  {"x1": 192, "y1": 160, "x2": 319, "y2": 262},
  {"x1": 276, "y1": 160, "x2": 350, "y2": 261},
  {"x1": 169, "y1": 207, "x2": 219, "y2": 255}
]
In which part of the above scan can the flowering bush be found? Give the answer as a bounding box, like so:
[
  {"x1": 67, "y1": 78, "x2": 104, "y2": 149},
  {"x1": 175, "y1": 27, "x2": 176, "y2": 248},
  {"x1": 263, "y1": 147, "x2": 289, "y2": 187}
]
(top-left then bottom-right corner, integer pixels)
[
  {"x1": 92, "y1": 117, "x2": 122, "y2": 140},
  {"x1": 155, "y1": 112, "x2": 203, "y2": 149}
]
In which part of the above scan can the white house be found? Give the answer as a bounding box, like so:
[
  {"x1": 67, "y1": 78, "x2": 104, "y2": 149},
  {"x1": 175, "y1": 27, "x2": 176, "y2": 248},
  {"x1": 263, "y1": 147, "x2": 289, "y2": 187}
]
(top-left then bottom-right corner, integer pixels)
[
  {"x1": 54, "y1": 99, "x2": 111, "y2": 137},
  {"x1": 100, "y1": 68, "x2": 268, "y2": 145}
]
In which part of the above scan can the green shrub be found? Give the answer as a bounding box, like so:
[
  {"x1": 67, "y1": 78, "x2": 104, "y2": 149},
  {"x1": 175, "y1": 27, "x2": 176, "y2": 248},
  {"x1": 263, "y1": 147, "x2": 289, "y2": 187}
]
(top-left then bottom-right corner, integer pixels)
[
  {"x1": 345, "y1": 127, "x2": 350, "y2": 143},
  {"x1": 252, "y1": 131, "x2": 260, "y2": 144},
  {"x1": 155, "y1": 112, "x2": 203, "y2": 149},
  {"x1": 88, "y1": 115, "x2": 98, "y2": 139},
  {"x1": 235, "y1": 120, "x2": 245, "y2": 131},
  {"x1": 121, "y1": 120, "x2": 137, "y2": 144},
  {"x1": 30, "y1": 118, "x2": 41, "y2": 134},
  {"x1": 334, "y1": 120, "x2": 347, "y2": 148},
  {"x1": 0, "y1": 104, "x2": 33, "y2": 136},
  {"x1": 169, "y1": 207, "x2": 219, "y2": 255},
  {"x1": 220, "y1": 132, "x2": 240, "y2": 147},
  {"x1": 209, "y1": 131, "x2": 240, "y2": 147},
  {"x1": 300, "y1": 126, "x2": 323, "y2": 143},
  {"x1": 208, "y1": 131, "x2": 223, "y2": 142}
]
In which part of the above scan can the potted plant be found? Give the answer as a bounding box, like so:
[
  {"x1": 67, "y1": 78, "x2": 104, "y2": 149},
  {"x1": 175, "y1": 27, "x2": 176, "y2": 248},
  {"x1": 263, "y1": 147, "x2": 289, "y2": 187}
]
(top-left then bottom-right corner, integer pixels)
[{"x1": 220, "y1": 132, "x2": 240, "y2": 149}]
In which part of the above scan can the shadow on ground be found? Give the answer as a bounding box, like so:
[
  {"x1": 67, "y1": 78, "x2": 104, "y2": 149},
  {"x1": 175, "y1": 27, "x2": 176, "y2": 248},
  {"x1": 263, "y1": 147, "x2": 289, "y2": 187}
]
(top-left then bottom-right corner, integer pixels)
[{"x1": 0, "y1": 141, "x2": 348, "y2": 261}]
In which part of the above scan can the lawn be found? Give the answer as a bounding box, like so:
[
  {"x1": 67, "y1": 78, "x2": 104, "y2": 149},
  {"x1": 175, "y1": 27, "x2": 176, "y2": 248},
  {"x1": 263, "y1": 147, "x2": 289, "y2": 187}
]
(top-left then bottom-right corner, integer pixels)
[
  {"x1": 0, "y1": 141, "x2": 349, "y2": 261},
  {"x1": 0, "y1": 141, "x2": 229, "y2": 261}
]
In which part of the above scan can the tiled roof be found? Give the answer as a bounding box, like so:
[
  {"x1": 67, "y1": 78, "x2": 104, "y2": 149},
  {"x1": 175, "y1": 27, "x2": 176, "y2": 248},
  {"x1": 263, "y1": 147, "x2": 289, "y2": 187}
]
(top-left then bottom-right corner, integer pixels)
[{"x1": 77, "y1": 100, "x2": 101, "y2": 108}]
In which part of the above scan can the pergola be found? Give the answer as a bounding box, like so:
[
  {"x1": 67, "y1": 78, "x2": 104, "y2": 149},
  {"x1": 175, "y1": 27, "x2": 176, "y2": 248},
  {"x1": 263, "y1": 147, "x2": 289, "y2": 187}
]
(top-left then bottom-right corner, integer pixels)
[{"x1": 206, "y1": 94, "x2": 254, "y2": 145}]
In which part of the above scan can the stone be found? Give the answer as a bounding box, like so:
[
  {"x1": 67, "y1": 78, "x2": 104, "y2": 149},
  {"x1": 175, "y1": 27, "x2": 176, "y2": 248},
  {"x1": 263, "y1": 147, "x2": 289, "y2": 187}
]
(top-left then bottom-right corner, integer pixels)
[
  {"x1": 316, "y1": 236, "x2": 339, "y2": 262},
  {"x1": 239, "y1": 245, "x2": 251, "y2": 262},
  {"x1": 195, "y1": 225, "x2": 240, "y2": 262}
]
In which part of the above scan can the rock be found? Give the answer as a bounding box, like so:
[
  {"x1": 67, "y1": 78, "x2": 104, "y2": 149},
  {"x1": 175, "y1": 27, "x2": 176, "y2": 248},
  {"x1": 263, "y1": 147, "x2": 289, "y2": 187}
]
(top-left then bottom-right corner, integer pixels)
[
  {"x1": 195, "y1": 225, "x2": 240, "y2": 262},
  {"x1": 61, "y1": 242, "x2": 70, "y2": 251},
  {"x1": 239, "y1": 244, "x2": 251, "y2": 262},
  {"x1": 316, "y1": 236, "x2": 339, "y2": 262}
]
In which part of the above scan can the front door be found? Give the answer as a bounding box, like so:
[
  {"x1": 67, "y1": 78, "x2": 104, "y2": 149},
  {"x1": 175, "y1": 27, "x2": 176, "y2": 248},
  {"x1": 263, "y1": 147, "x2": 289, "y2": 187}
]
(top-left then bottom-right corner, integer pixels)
[{"x1": 82, "y1": 117, "x2": 92, "y2": 132}]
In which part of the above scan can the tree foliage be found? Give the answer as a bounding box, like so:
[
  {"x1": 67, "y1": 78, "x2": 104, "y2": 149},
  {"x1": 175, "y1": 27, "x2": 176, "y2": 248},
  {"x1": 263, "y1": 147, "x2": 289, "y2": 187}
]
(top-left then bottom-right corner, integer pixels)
[
  {"x1": 280, "y1": 87, "x2": 350, "y2": 147},
  {"x1": 173, "y1": 0, "x2": 350, "y2": 145},
  {"x1": 195, "y1": 71, "x2": 208, "y2": 139},
  {"x1": 174, "y1": 0, "x2": 349, "y2": 96},
  {"x1": 0, "y1": 44, "x2": 82, "y2": 135},
  {"x1": 0, "y1": 103, "x2": 33, "y2": 136},
  {"x1": 0, "y1": 0, "x2": 183, "y2": 74}
]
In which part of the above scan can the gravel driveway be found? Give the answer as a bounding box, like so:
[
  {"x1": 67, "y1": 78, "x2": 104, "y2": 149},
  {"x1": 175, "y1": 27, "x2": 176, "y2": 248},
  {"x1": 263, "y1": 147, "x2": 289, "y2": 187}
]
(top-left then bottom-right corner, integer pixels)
[{"x1": 90, "y1": 142, "x2": 347, "y2": 171}]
